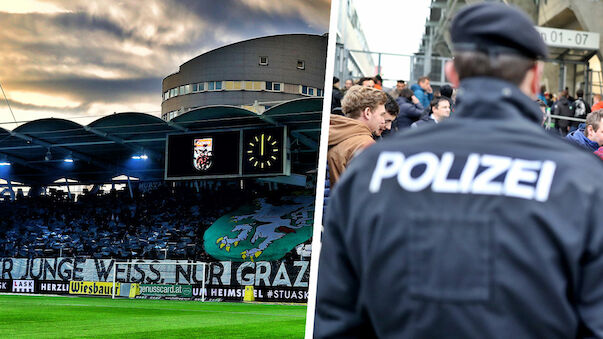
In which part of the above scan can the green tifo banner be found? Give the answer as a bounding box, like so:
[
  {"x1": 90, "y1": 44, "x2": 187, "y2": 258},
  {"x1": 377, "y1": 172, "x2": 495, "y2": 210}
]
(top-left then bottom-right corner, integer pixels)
[
  {"x1": 139, "y1": 284, "x2": 192, "y2": 297},
  {"x1": 204, "y1": 195, "x2": 314, "y2": 262}
]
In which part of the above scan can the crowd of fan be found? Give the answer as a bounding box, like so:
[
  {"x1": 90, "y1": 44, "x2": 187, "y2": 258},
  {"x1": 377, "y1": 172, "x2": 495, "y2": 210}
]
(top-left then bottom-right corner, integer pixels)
[
  {"x1": 327, "y1": 75, "x2": 455, "y2": 190},
  {"x1": 332, "y1": 75, "x2": 454, "y2": 134},
  {"x1": 0, "y1": 183, "x2": 309, "y2": 261},
  {"x1": 328, "y1": 75, "x2": 603, "y2": 189}
]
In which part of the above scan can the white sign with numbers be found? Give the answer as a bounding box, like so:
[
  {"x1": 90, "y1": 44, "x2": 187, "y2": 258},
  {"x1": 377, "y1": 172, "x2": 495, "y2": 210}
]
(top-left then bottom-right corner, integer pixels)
[{"x1": 536, "y1": 27, "x2": 599, "y2": 50}]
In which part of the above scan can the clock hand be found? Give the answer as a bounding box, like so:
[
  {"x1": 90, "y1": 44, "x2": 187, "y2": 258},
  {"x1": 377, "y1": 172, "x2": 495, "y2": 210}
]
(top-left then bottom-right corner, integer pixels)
[{"x1": 260, "y1": 134, "x2": 264, "y2": 156}]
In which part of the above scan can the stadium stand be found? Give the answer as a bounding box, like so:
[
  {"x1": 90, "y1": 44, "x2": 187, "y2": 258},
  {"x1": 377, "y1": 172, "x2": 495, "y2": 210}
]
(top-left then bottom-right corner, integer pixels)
[
  {"x1": 0, "y1": 98, "x2": 322, "y2": 262},
  {"x1": 0, "y1": 183, "x2": 312, "y2": 261}
]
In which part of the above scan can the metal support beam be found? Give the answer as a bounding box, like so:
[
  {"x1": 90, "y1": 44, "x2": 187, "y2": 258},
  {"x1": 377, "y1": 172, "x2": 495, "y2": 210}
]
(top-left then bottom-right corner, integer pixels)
[
  {"x1": 259, "y1": 114, "x2": 280, "y2": 126},
  {"x1": 559, "y1": 63, "x2": 567, "y2": 91},
  {"x1": 583, "y1": 50, "x2": 598, "y2": 62},
  {"x1": 64, "y1": 177, "x2": 71, "y2": 200},
  {"x1": 556, "y1": 49, "x2": 571, "y2": 60},
  {"x1": 0, "y1": 151, "x2": 47, "y2": 171},
  {"x1": 291, "y1": 131, "x2": 318, "y2": 150},
  {"x1": 424, "y1": 29, "x2": 433, "y2": 77},
  {"x1": 83, "y1": 125, "x2": 161, "y2": 161},
  {"x1": 0, "y1": 137, "x2": 166, "y2": 151},
  {"x1": 9, "y1": 130, "x2": 139, "y2": 178},
  {"x1": 166, "y1": 120, "x2": 188, "y2": 132},
  {"x1": 127, "y1": 176, "x2": 133, "y2": 199},
  {"x1": 430, "y1": 2, "x2": 446, "y2": 9}
]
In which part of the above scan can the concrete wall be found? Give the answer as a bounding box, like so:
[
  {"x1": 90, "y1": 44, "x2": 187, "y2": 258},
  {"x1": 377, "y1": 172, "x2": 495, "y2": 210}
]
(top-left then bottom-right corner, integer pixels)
[
  {"x1": 335, "y1": 0, "x2": 375, "y2": 79},
  {"x1": 539, "y1": 0, "x2": 603, "y2": 52},
  {"x1": 537, "y1": 0, "x2": 602, "y2": 99}
]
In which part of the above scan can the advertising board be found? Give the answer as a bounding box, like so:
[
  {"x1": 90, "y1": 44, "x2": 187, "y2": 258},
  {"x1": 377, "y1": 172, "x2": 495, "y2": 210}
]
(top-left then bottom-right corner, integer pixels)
[{"x1": 69, "y1": 281, "x2": 120, "y2": 296}]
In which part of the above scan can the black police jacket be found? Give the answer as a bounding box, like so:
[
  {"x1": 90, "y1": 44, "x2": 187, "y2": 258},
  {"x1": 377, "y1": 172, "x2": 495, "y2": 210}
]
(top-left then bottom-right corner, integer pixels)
[{"x1": 315, "y1": 77, "x2": 603, "y2": 339}]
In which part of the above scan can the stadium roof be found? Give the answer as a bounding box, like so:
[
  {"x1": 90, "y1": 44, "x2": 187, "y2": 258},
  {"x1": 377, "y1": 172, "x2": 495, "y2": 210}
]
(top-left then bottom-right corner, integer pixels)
[{"x1": 0, "y1": 98, "x2": 323, "y2": 186}]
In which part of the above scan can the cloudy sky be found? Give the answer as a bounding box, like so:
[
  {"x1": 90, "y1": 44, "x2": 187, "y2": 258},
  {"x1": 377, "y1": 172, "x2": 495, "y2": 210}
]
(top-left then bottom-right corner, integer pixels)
[
  {"x1": 0, "y1": 0, "x2": 330, "y2": 129},
  {"x1": 355, "y1": 0, "x2": 431, "y2": 87}
]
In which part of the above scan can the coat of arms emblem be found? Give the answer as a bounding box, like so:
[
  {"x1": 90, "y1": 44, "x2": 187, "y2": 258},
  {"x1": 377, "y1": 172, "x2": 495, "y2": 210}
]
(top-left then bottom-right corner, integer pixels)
[{"x1": 193, "y1": 138, "x2": 213, "y2": 171}]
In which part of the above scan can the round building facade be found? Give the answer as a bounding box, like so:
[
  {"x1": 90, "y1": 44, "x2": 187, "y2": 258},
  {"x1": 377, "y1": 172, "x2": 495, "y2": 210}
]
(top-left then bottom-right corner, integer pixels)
[{"x1": 161, "y1": 34, "x2": 328, "y2": 120}]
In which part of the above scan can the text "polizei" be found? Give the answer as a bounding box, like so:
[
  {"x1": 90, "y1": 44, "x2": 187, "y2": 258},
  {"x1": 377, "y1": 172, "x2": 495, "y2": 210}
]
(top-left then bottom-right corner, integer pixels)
[{"x1": 369, "y1": 152, "x2": 556, "y2": 202}]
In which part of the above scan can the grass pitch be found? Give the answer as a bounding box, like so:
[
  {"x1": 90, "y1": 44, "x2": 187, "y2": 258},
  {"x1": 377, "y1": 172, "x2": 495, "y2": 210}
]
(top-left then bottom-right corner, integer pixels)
[{"x1": 0, "y1": 295, "x2": 307, "y2": 338}]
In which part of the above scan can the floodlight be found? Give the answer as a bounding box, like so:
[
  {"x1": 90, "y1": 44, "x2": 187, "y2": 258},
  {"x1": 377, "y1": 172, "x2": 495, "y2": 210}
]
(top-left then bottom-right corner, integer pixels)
[{"x1": 131, "y1": 154, "x2": 148, "y2": 160}]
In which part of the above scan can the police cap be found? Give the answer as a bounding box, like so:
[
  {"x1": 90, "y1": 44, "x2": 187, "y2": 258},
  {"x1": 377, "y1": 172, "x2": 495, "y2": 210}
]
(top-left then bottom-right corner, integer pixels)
[{"x1": 450, "y1": 3, "x2": 548, "y2": 59}]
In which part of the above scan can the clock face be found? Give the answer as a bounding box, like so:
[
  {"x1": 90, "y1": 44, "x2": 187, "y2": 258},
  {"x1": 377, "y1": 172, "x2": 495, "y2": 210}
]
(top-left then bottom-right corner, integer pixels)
[
  {"x1": 241, "y1": 127, "x2": 286, "y2": 175},
  {"x1": 245, "y1": 132, "x2": 279, "y2": 169}
]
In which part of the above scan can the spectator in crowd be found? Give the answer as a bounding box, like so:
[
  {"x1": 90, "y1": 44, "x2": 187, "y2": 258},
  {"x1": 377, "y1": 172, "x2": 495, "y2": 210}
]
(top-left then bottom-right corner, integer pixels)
[
  {"x1": 411, "y1": 96, "x2": 450, "y2": 128},
  {"x1": 343, "y1": 79, "x2": 354, "y2": 94},
  {"x1": 410, "y1": 76, "x2": 433, "y2": 109},
  {"x1": 536, "y1": 99, "x2": 548, "y2": 127},
  {"x1": 546, "y1": 92, "x2": 555, "y2": 107},
  {"x1": 538, "y1": 85, "x2": 547, "y2": 102},
  {"x1": 327, "y1": 85, "x2": 386, "y2": 186},
  {"x1": 0, "y1": 184, "x2": 255, "y2": 260},
  {"x1": 592, "y1": 93, "x2": 603, "y2": 111},
  {"x1": 439, "y1": 84, "x2": 455, "y2": 112},
  {"x1": 394, "y1": 87, "x2": 424, "y2": 129},
  {"x1": 315, "y1": 3, "x2": 603, "y2": 337},
  {"x1": 439, "y1": 84, "x2": 453, "y2": 100},
  {"x1": 374, "y1": 74, "x2": 383, "y2": 90},
  {"x1": 566, "y1": 109, "x2": 603, "y2": 152},
  {"x1": 389, "y1": 80, "x2": 406, "y2": 99},
  {"x1": 572, "y1": 88, "x2": 591, "y2": 130},
  {"x1": 375, "y1": 93, "x2": 399, "y2": 138},
  {"x1": 331, "y1": 76, "x2": 343, "y2": 112},
  {"x1": 357, "y1": 77, "x2": 375, "y2": 88},
  {"x1": 595, "y1": 146, "x2": 603, "y2": 160},
  {"x1": 554, "y1": 89, "x2": 573, "y2": 136}
]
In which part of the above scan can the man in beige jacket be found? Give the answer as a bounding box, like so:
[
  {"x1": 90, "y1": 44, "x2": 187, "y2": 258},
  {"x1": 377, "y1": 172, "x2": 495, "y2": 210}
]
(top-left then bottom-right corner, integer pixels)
[{"x1": 327, "y1": 85, "x2": 387, "y2": 186}]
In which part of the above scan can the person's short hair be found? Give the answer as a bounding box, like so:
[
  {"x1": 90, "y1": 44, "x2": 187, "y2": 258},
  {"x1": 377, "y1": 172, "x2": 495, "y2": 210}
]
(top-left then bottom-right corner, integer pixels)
[
  {"x1": 452, "y1": 51, "x2": 535, "y2": 85},
  {"x1": 418, "y1": 76, "x2": 430, "y2": 84},
  {"x1": 341, "y1": 85, "x2": 388, "y2": 119},
  {"x1": 384, "y1": 93, "x2": 399, "y2": 117},
  {"x1": 440, "y1": 84, "x2": 453, "y2": 98},
  {"x1": 397, "y1": 80, "x2": 405, "y2": 84},
  {"x1": 333, "y1": 76, "x2": 340, "y2": 85},
  {"x1": 576, "y1": 88, "x2": 584, "y2": 98},
  {"x1": 585, "y1": 109, "x2": 603, "y2": 136},
  {"x1": 375, "y1": 74, "x2": 383, "y2": 83},
  {"x1": 400, "y1": 87, "x2": 414, "y2": 100},
  {"x1": 430, "y1": 97, "x2": 450, "y2": 112},
  {"x1": 357, "y1": 77, "x2": 374, "y2": 85}
]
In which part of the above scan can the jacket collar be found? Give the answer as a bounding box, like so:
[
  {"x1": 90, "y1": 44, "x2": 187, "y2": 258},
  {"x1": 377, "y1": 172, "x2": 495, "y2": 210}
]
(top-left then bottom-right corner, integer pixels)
[
  {"x1": 567, "y1": 127, "x2": 599, "y2": 151},
  {"x1": 454, "y1": 77, "x2": 541, "y2": 124}
]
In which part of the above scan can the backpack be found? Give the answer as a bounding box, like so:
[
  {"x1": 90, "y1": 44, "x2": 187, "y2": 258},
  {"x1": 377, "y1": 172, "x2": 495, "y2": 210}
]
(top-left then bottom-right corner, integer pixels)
[{"x1": 574, "y1": 98, "x2": 590, "y2": 119}]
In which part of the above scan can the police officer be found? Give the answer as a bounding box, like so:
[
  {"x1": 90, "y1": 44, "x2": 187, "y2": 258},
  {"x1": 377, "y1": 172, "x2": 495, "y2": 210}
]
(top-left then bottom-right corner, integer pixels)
[{"x1": 314, "y1": 3, "x2": 603, "y2": 338}]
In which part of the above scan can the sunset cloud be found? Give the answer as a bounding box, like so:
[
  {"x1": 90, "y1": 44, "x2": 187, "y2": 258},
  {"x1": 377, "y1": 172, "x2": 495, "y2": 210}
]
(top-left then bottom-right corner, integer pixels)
[{"x1": 0, "y1": 0, "x2": 330, "y2": 126}]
